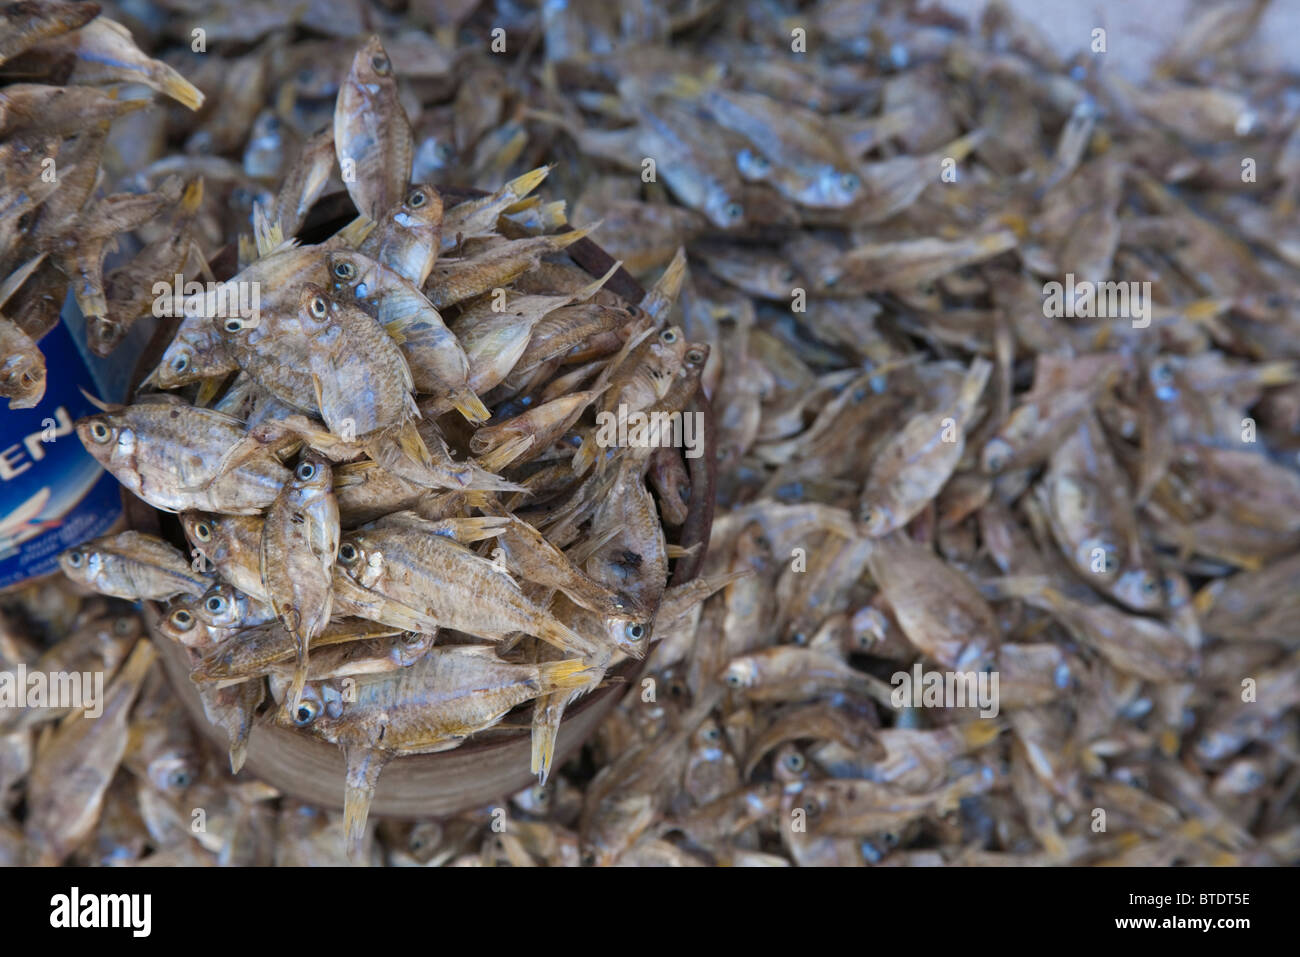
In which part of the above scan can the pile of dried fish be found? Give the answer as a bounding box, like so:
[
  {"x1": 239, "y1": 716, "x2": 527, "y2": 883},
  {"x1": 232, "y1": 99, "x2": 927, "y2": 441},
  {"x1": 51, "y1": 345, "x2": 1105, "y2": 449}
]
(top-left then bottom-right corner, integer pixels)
[
  {"x1": 0, "y1": 1, "x2": 205, "y2": 408},
  {"x1": 2, "y1": 0, "x2": 1299, "y2": 867}
]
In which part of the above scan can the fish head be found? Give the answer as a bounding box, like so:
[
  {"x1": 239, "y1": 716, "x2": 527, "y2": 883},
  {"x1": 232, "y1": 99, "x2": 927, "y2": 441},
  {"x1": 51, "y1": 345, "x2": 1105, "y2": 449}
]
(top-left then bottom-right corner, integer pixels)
[
  {"x1": 703, "y1": 190, "x2": 746, "y2": 230},
  {"x1": 810, "y1": 167, "x2": 863, "y2": 207},
  {"x1": 326, "y1": 251, "x2": 371, "y2": 301},
  {"x1": 297, "y1": 282, "x2": 337, "y2": 335},
  {"x1": 393, "y1": 631, "x2": 435, "y2": 666},
  {"x1": 722, "y1": 657, "x2": 760, "y2": 690},
  {"x1": 735, "y1": 147, "x2": 773, "y2": 182},
  {"x1": 391, "y1": 183, "x2": 443, "y2": 231},
  {"x1": 87, "y1": 315, "x2": 128, "y2": 357},
  {"x1": 858, "y1": 500, "x2": 895, "y2": 537},
  {"x1": 851, "y1": 606, "x2": 890, "y2": 652},
  {"x1": 772, "y1": 743, "x2": 810, "y2": 782},
  {"x1": 58, "y1": 542, "x2": 97, "y2": 585},
  {"x1": 337, "y1": 535, "x2": 384, "y2": 590},
  {"x1": 980, "y1": 437, "x2": 1015, "y2": 474},
  {"x1": 196, "y1": 583, "x2": 241, "y2": 628},
  {"x1": 289, "y1": 450, "x2": 334, "y2": 499},
  {"x1": 352, "y1": 35, "x2": 396, "y2": 87},
  {"x1": 158, "y1": 600, "x2": 202, "y2": 645},
  {"x1": 180, "y1": 511, "x2": 219, "y2": 557},
  {"x1": 1, "y1": 345, "x2": 44, "y2": 408},
  {"x1": 1113, "y1": 565, "x2": 1166, "y2": 613},
  {"x1": 154, "y1": 323, "x2": 220, "y2": 388},
  {"x1": 147, "y1": 752, "x2": 199, "y2": 796},
  {"x1": 606, "y1": 618, "x2": 650, "y2": 658}
]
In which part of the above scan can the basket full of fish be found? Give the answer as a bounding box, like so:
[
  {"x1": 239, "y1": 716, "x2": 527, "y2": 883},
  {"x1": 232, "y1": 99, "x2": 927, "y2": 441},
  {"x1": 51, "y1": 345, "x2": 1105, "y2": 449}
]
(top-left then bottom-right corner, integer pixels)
[{"x1": 45, "y1": 30, "x2": 714, "y2": 859}]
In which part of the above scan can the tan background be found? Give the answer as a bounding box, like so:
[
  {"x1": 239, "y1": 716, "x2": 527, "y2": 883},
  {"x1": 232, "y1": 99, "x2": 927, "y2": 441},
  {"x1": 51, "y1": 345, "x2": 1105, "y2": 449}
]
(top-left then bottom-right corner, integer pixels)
[{"x1": 939, "y1": 0, "x2": 1300, "y2": 79}]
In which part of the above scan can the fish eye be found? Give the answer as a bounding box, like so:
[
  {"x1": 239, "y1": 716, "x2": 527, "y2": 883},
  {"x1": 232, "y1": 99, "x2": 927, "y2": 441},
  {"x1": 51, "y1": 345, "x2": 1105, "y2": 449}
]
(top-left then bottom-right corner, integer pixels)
[
  {"x1": 702, "y1": 726, "x2": 721, "y2": 743},
  {"x1": 66, "y1": 550, "x2": 84, "y2": 567},
  {"x1": 530, "y1": 785, "x2": 549, "y2": 803},
  {"x1": 792, "y1": 631, "x2": 807, "y2": 645},
  {"x1": 407, "y1": 189, "x2": 427, "y2": 208},
  {"x1": 723, "y1": 201, "x2": 744, "y2": 222},
  {"x1": 332, "y1": 260, "x2": 356, "y2": 281},
  {"x1": 401, "y1": 633, "x2": 423, "y2": 647},
  {"x1": 625, "y1": 623, "x2": 644, "y2": 640},
  {"x1": 839, "y1": 173, "x2": 861, "y2": 193},
  {"x1": 171, "y1": 354, "x2": 189, "y2": 372},
  {"x1": 435, "y1": 142, "x2": 455, "y2": 161},
  {"x1": 778, "y1": 267, "x2": 796, "y2": 283},
  {"x1": 169, "y1": 609, "x2": 194, "y2": 630},
  {"x1": 113, "y1": 617, "x2": 135, "y2": 636},
  {"x1": 295, "y1": 461, "x2": 317, "y2": 482},
  {"x1": 725, "y1": 671, "x2": 745, "y2": 687},
  {"x1": 89, "y1": 421, "x2": 112, "y2": 443},
  {"x1": 1151, "y1": 361, "x2": 1174, "y2": 384},
  {"x1": 660, "y1": 329, "x2": 678, "y2": 344},
  {"x1": 168, "y1": 768, "x2": 193, "y2": 790},
  {"x1": 1142, "y1": 576, "x2": 1161, "y2": 595},
  {"x1": 782, "y1": 752, "x2": 805, "y2": 772},
  {"x1": 293, "y1": 700, "x2": 320, "y2": 726},
  {"x1": 339, "y1": 542, "x2": 359, "y2": 564},
  {"x1": 194, "y1": 521, "x2": 212, "y2": 542},
  {"x1": 224, "y1": 317, "x2": 244, "y2": 333},
  {"x1": 205, "y1": 595, "x2": 226, "y2": 613},
  {"x1": 370, "y1": 54, "x2": 390, "y2": 75},
  {"x1": 983, "y1": 438, "x2": 1011, "y2": 473},
  {"x1": 686, "y1": 348, "x2": 705, "y2": 363},
  {"x1": 309, "y1": 296, "x2": 328, "y2": 319}
]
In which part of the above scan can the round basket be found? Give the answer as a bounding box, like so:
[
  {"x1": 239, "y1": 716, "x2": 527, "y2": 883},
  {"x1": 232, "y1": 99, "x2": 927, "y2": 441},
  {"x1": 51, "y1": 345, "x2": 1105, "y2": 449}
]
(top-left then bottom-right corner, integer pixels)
[{"x1": 126, "y1": 186, "x2": 716, "y2": 817}]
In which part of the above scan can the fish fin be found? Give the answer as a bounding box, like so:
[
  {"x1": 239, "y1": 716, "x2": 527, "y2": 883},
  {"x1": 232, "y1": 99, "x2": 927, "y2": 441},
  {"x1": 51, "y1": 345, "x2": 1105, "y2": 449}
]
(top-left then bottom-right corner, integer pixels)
[
  {"x1": 535, "y1": 619, "x2": 597, "y2": 658},
  {"x1": 536, "y1": 658, "x2": 599, "y2": 695},
  {"x1": 77, "y1": 386, "x2": 122, "y2": 412},
  {"x1": 569, "y1": 259, "x2": 622, "y2": 304},
  {"x1": 0, "y1": 252, "x2": 47, "y2": 309},
  {"x1": 979, "y1": 574, "x2": 1054, "y2": 602},
  {"x1": 451, "y1": 388, "x2": 491, "y2": 424},
  {"x1": 343, "y1": 744, "x2": 391, "y2": 864},
  {"x1": 665, "y1": 541, "x2": 701, "y2": 560}
]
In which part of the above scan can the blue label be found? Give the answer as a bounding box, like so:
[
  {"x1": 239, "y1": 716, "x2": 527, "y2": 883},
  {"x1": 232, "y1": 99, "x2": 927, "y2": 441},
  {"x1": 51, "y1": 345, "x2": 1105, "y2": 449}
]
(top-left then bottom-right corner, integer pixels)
[{"x1": 0, "y1": 321, "x2": 123, "y2": 589}]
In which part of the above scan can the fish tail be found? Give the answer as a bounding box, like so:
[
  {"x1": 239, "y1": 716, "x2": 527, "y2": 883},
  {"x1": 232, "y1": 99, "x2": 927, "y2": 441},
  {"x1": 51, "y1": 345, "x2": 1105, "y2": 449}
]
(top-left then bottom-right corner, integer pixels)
[
  {"x1": 343, "y1": 745, "x2": 391, "y2": 864},
  {"x1": 569, "y1": 430, "x2": 600, "y2": 474},
  {"x1": 536, "y1": 658, "x2": 598, "y2": 695},
  {"x1": 980, "y1": 574, "x2": 1054, "y2": 604},
  {"x1": 961, "y1": 720, "x2": 1003, "y2": 749},
  {"x1": 530, "y1": 696, "x2": 562, "y2": 784},
  {"x1": 551, "y1": 222, "x2": 598, "y2": 249},
  {"x1": 228, "y1": 739, "x2": 248, "y2": 775},
  {"x1": 154, "y1": 64, "x2": 205, "y2": 111},
  {"x1": 475, "y1": 434, "x2": 533, "y2": 473},
  {"x1": 337, "y1": 215, "x2": 376, "y2": 247},
  {"x1": 178, "y1": 177, "x2": 205, "y2": 216},
  {"x1": 504, "y1": 165, "x2": 552, "y2": 203},
  {"x1": 956, "y1": 355, "x2": 994, "y2": 420},
  {"x1": 450, "y1": 388, "x2": 491, "y2": 424}
]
